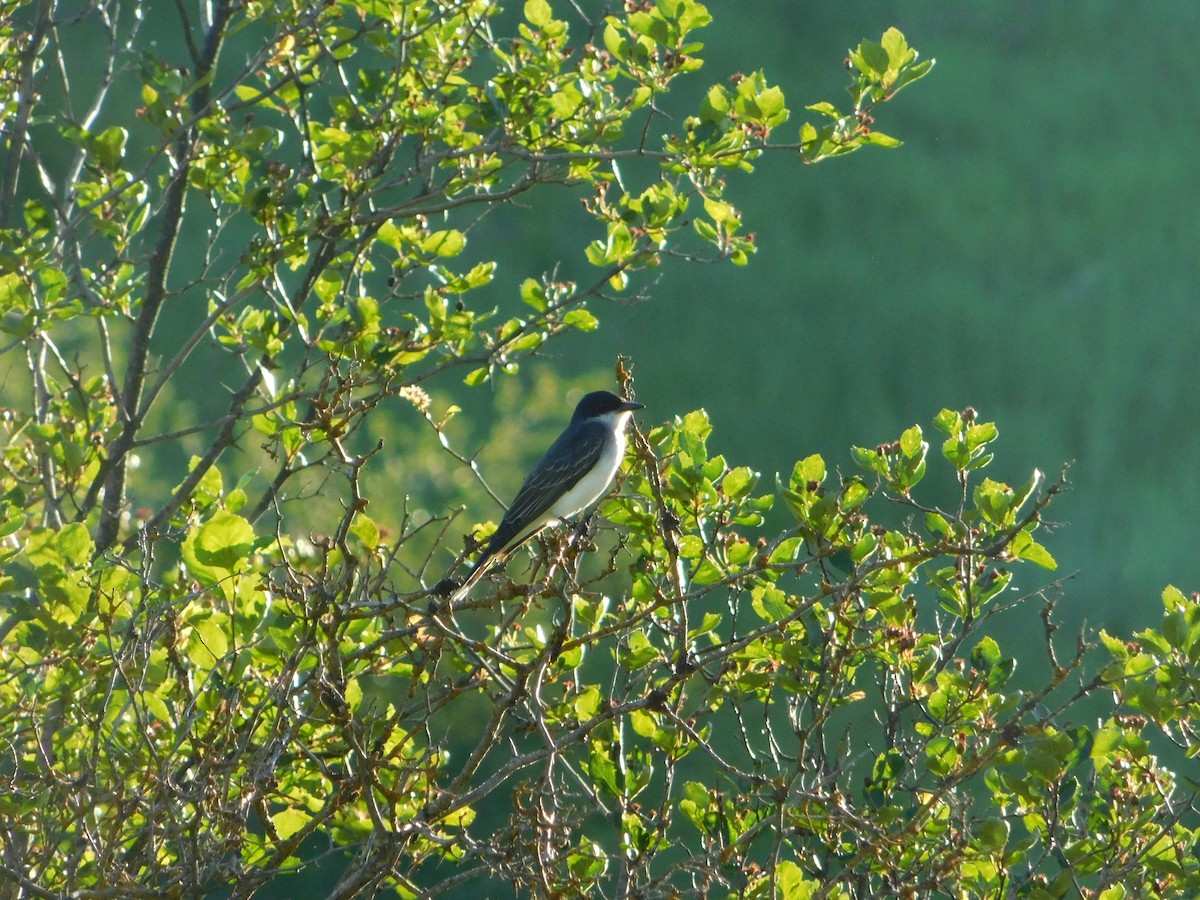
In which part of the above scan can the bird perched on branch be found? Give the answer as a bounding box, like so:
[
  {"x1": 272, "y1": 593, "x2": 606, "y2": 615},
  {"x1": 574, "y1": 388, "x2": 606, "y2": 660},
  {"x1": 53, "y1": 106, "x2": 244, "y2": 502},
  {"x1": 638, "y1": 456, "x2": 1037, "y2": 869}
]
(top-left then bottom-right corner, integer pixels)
[{"x1": 449, "y1": 390, "x2": 644, "y2": 601}]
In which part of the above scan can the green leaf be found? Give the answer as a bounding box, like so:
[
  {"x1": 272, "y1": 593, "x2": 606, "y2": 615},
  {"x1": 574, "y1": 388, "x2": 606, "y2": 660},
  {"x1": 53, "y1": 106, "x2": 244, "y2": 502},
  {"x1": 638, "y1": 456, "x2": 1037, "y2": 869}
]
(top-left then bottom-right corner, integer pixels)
[
  {"x1": 966, "y1": 421, "x2": 999, "y2": 450},
  {"x1": 678, "y1": 534, "x2": 704, "y2": 559},
  {"x1": 776, "y1": 860, "x2": 817, "y2": 900},
  {"x1": 26, "y1": 522, "x2": 94, "y2": 570},
  {"x1": 376, "y1": 220, "x2": 403, "y2": 252},
  {"x1": 933, "y1": 408, "x2": 961, "y2": 436},
  {"x1": 722, "y1": 466, "x2": 756, "y2": 498},
  {"x1": 850, "y1": 531, "x2": 876, "y2": 563},
  {"x1": 756, "y1": 85, "x2": 787, "y2": 121},
  {"x1": 92, "y1": 126, "x2": 128, "y2": 170},
  {"x1": 563, "y1": 308, "x2": 599, "y2": 331},
  {"x1": 0, "y1": 273, "x2": 33, "y2": 313},
  {"x1": 1010, "y1": 530, "x2": 1057, "y2": 570},
  {"x1": 789, "y1": 454, "x2": 826, "y2": 490},
  {"x1": 1162, "y1": 583, "x2": 1188, "y2": 613},
  {"x1": 925, "y1": 735, "x2": 958, "y2": 777},
  {"x1": 805, "y1": 101, "x2": 840, "y2": 119},
  {"x1": 892, "y1": 58, "x2": 936, "y2": 95},
  {"x1": 272, "y1": 807, "x2": 311, "y2": 841},
  {"x1": 871, "y1": 748, "x2": 904, "y2": 788},
  {"x1": 190, "y1": 615, "x2": 230, "y2": 669},
  {"x1": 20, "y1": 525, "x2": 95, "y2": 623},
  {"x1": 344, "y1": 678, "x2": 363, "y2": 712},
  {"x1": 971, "y1": 636, "x2": 1001, "y2": 670},
  {"x1": 602, "y1": 22, "x2": 626, "y2": 60},
  {"x1": 974, "y1": 478, "x2": 1014, "y2": 527},
  {"x1": 349, "y1": 514, "x2": 381, "y2": 550},
  {"x1": 23, "y1": 199, "x2": 53, "y2": 237},
  {"x1": 629, "y1": 708, "x2": 658, "y2": 739},
  {"x1": 619, "y1": 631, "x2": 658, "y2": 670},
  {"x1": 422, "y1": 230, "x2": 465, "y2": 257},
  {"x1": 700, "y1": 84, "x2": 728, "y2": 121},
  {"x1": 520, "y1": 277, "x2": 547, "y2": 311},
  {"x1": 691, "y1": 216, "x2": 718, "y2": 243},
  {"x1": 851, "y1": 445, "x2": 886, "y2": 477},
  {"x1": 679, "y1": 781, "x2": 717, "y2": 834},
  {"x1": 898, "y1": 425, "x2": 922, "y2": 457},
  {"x1": 690, "y1": 558, "x2": 723, "y2": 585},
  {"x1": 863, "y1": 131, "x2": 901, "y2": 147},
  {"x1": 880, "y1": 28, "x2": 910, "y2": 66},
  {"x1": 587, "y1": 739, "x2": 621, "y2": 798},
  {"x1": 677, "y1": 408, "x2": 712, "y2": 441},
  {"x1": 182, "y1": 511, "x2": 256, "y2": 586},
  {"x1": 574, "y1": 685, "x2": 603, "y2": 720},
  {"x1": 524, "y1": 0, "x2": 552, "y2": 27},
  {"x1": 1061, "y1": 726, "x2": 1094, "y2": 772},
  {"x1": 976, "y1": 817, "x2": 1010, "y2": 853},
  {"x1": 703, "y1": 196, "x2": 736, "y2": 226},
  {"x1": 841, "y1": 478, "x2": 869, "y2": 509},
  {"x1": 924, "y1": 511, "x2": 951, "y2": 537},
  {"x1": 852, "y1": 39, "x2": 889, "y2": 78}
]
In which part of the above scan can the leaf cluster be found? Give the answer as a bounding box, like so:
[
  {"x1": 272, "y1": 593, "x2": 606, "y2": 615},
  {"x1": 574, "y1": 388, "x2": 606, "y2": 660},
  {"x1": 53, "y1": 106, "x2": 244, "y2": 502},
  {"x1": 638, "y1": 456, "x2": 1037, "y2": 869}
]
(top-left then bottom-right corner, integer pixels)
[{"x1": 4, "y1": 400, "x2": 1200, "y2": 896}]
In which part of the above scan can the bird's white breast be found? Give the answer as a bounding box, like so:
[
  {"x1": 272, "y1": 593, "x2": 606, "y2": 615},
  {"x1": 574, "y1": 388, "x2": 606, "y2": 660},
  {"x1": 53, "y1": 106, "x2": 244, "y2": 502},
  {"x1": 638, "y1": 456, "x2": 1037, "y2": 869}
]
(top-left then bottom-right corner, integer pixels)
[{"x1": 548, "y1": 409, "x2": 632, "y2": 520}]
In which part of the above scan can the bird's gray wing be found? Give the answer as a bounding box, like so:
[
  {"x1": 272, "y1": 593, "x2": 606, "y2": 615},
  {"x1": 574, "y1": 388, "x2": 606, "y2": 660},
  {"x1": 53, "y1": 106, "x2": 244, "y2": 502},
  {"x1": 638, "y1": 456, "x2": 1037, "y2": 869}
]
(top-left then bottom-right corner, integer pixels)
[{"x1": 484, "y1": 420, "x2": 608, "y2": 556}]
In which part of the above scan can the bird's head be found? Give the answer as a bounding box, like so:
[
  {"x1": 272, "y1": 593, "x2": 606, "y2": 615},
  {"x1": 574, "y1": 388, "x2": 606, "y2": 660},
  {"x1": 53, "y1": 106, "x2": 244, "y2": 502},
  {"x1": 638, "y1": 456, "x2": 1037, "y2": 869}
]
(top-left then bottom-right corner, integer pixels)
[{"x1": 571, "y1": 390, "x2": 645, "y2": 425}]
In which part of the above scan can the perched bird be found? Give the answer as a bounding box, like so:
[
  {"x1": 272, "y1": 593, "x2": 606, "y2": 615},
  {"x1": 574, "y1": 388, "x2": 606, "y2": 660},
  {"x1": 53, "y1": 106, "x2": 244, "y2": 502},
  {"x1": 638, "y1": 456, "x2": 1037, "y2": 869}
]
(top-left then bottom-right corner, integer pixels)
[{"x1": 452, "y1": 390, "x2": 644, "y2": 600}]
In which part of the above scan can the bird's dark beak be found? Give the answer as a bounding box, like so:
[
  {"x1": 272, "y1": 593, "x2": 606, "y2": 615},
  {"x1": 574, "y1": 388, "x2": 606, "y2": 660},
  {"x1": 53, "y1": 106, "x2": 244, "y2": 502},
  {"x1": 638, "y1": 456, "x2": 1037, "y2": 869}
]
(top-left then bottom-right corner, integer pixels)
[{"x1": 620, "y1": 400, "x2": 645, "y2": 412}]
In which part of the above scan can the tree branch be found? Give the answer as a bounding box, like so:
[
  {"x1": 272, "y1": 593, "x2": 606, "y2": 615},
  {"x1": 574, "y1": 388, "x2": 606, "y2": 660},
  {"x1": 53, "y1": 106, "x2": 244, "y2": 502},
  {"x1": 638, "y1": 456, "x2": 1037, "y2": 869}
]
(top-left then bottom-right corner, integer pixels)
[
  {"x1": 90, "y1": 0, "x2": 236, "y2": 552},
  {"x1": 0, "y1": 0, "x2": 53, "y2": 226}
]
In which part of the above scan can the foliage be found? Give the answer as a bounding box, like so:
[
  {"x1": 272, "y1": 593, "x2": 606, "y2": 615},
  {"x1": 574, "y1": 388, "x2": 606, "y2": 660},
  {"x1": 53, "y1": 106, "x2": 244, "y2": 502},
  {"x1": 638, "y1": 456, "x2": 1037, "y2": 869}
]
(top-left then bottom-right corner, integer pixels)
[{"x1": 2, "y1": 0, "x2": 1198, "y2": 898}]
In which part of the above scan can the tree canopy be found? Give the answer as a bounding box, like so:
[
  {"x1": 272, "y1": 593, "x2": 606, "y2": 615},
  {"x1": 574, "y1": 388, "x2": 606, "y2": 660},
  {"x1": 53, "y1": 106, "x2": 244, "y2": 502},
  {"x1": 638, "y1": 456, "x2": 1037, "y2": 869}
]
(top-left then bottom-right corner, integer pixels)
[{"x1": 1, "y1": 1, "x2": 1198, "y2": 898}]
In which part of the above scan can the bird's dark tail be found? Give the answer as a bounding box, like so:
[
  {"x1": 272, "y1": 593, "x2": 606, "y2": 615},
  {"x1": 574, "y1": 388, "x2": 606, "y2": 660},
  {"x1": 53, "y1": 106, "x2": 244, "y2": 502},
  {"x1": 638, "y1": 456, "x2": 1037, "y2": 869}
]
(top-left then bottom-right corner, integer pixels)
[
  {"x1": 448, "y1": 512, "x2": 543, "y2": 601},
  {"x1": 449, "y1": 550, "x2": 497, "y2": 602}
]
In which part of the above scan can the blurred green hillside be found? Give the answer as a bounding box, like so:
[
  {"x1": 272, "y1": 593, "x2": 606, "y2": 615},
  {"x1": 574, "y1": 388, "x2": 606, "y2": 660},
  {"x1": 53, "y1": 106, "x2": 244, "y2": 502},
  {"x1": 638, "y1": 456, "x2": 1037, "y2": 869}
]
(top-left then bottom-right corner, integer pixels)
[{"x1": 515, "y1": 1, "x2": 1200, "y2": 635}]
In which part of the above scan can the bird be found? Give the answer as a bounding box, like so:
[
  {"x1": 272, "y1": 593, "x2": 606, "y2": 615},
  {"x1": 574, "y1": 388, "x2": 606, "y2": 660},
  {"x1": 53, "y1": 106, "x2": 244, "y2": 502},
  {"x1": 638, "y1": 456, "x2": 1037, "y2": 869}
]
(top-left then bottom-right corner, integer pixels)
[{"x1": 451, "y1": 390, "x2": 645, "y2": 600}]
